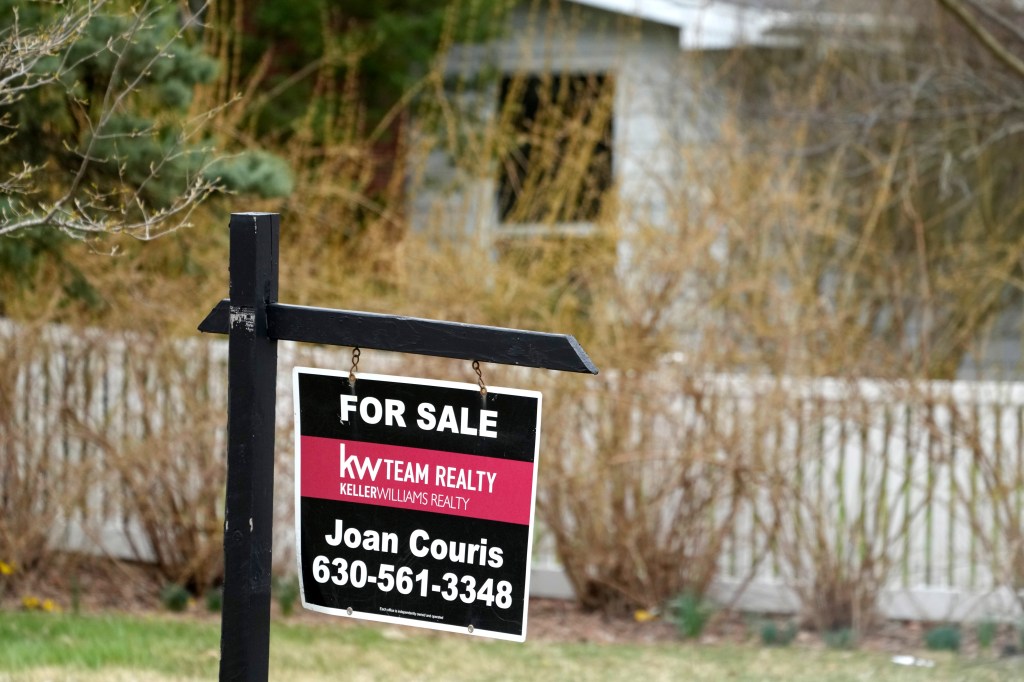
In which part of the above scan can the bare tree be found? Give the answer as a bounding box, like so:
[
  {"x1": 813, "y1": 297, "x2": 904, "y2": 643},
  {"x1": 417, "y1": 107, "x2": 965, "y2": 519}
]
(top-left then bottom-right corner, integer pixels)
[{"x1": 0, "y1": 0, "x2": 222, "y2": 241}]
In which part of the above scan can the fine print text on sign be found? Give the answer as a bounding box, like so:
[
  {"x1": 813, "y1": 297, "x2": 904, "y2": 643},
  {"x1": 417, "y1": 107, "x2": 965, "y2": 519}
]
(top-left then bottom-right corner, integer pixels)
[{"x1": 293, "y1": 369, "x2": 542, "y2": 642}]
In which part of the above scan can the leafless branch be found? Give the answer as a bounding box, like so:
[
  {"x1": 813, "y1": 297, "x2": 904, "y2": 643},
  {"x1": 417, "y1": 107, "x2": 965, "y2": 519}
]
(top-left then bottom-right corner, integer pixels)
[
  {"x1": 0, "y1": 0, "x2": 220, "y2": 240},
  {"x1": 934, "y1": 0, "x2": 1024, "y2": 80}
]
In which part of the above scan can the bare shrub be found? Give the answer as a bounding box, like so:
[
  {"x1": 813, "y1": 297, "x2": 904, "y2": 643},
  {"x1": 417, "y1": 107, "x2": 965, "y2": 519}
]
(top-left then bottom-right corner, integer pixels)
[
  {"x1": 538, "y1": 368, "x2": 765, "y2": 613},
  {"x1": 0, "y1": 323, "x2": 87, "y2": 578},
  {"x1": 65, "y1": 331, "x2": 227, "y2": 594},
  {"x1": 927, "y1": 386, "x2": 1024, "y2": 613},
  {"x1": 770, "y1": 382, "x2": 928, "y2": 633}
]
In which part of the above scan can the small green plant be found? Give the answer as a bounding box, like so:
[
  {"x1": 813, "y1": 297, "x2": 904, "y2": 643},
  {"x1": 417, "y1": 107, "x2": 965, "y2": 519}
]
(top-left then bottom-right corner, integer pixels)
[
  {"x1": 70, "y1": 574, "x2": 82, "y2": 615},
  {"x1": 668, "y1": 592, "x2": 713, "y2": 639},
  {"x1": 760, "y1": 619, "x2": 797, "y2": 647},
  {"x1": 924, "y1": 624, "x2": 961, "y2": 652},
  {"x1": 823, "y1": 627, "x2": 856, "y2": 650},
  {"x1": 274, "y1": 575, "x2": 300, "y2": 617},
  {"x1": 205, "y1": 586, "x2": 223, "y2": 613},
  {"x1": 976, "y1": 620, "x2": 997, "y2": 650},
  {"x1": 160, "y1": 583, "x2": 190, "y2": 613}
]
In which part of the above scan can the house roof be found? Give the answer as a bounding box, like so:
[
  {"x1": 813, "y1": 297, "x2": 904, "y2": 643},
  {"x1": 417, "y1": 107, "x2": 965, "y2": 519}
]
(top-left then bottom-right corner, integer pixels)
[
  {"x1": 721, "y1": 0, "x2": 876, "y2": 10},
  {"x1": 567, "y1": 0, "x2": 906, "y2": 50}
]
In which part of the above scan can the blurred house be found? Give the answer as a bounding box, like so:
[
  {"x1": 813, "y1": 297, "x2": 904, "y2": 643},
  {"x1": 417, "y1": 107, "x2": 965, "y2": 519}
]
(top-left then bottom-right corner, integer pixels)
[
  {"x1": 410, "y1": 0, "x2": 1024, "y2": 380},
  {"x1": 410, "y1": 0, "x2": 906, "y2": 240}
]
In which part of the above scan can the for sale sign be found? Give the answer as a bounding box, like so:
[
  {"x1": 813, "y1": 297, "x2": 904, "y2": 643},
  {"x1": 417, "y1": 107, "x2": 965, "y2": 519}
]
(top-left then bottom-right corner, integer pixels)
[{"x1": 293, "y1": 368, "x2": 542, "y2": 642}]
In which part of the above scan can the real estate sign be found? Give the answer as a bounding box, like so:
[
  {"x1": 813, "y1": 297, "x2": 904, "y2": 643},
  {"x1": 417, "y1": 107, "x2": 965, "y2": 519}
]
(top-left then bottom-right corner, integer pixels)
[{"x1": 293, "y1": 368, "x2": 542, "y2": 642}]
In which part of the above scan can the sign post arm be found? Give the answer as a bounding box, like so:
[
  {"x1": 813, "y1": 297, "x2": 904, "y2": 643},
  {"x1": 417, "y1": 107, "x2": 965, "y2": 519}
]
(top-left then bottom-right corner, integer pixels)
[
  {"x1": 200, "y1": 300, "x2": 597, "y2": 375},
  {"x1": 219, "y1": 213, "x2": 280, "y2": 681}
]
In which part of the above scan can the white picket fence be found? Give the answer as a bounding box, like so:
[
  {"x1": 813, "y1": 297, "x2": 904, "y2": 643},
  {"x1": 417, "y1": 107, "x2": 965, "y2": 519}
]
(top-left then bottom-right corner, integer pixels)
[
  {"x1": 2, "y1": 320, "x2": 1022, "y2": 622},
  {"x1": 689, "y1": 375, "x2": 1024, "y2": 622}
]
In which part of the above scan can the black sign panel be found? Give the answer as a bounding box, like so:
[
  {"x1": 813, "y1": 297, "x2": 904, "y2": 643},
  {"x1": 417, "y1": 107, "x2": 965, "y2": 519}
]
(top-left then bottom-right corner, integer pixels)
[{"x1": 294, "y1": 369, "x2": 542, "y2": 641}]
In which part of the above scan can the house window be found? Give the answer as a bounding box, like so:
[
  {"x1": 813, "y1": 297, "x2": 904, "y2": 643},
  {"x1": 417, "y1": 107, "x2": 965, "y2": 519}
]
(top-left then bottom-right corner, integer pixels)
[{"x1": 497, "y1": 72, "x2": 613, "y2": 226}]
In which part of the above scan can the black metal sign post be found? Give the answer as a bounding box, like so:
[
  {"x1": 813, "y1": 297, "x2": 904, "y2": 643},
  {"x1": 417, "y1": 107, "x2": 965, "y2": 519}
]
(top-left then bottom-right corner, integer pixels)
[{"x1": 199, "y1": 213, "x2": 596, "y2": 681}]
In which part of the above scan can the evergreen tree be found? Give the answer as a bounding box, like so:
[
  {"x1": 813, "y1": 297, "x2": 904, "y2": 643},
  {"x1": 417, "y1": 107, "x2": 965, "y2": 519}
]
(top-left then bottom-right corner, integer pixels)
[
  {"x1": 0, "y1": 0, "x2": 290, "y2": 308},
  {"x1": 1, "y1": 0, "x2": 219, "y2": 239}
]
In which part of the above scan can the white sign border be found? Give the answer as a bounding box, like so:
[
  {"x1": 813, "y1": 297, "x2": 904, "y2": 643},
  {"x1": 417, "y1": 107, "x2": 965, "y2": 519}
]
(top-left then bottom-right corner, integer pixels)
[{"x1": 292, "y1": 367, "x2": 543, "y2": 643}]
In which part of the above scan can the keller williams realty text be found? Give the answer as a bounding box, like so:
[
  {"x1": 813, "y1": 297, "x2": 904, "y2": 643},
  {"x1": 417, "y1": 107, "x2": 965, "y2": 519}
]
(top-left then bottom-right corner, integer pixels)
[{"x1": 340, "y1": 483, "x2": 470, "y2": 512}]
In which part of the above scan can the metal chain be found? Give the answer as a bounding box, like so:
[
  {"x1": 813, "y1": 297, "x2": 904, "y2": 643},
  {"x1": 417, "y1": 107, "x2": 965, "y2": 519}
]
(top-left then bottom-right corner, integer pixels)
[
  {"x1": 349, "y1": 347, "x2": 361, "y2": 385},
  {"x1": 472, "y1": 359, "x2": 487, "y2": 397}
]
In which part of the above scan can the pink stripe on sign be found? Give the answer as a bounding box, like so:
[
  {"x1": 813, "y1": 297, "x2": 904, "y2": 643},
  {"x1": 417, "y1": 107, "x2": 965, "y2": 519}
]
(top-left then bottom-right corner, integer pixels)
[{"x1": 299, "y1": 436, "x2": 535, "y2": 526}]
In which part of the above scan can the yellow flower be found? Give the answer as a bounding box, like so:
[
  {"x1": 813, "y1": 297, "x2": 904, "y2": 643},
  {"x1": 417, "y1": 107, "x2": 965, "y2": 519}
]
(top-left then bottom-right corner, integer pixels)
[
  {"x1": 0, "y1": 561, "x2": 14, "y2": 576},
  {"x1": 634, "y1": 608, "x2": 658, "y2": 623},
  {"x1": 18, "y1": 596, "x2": 60, "y2": 613}
]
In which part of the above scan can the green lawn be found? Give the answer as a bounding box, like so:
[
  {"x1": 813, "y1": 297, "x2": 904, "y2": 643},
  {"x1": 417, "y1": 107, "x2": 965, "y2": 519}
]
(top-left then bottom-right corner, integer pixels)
[{"x1": 0, "y1": 611, "x2": 1021, "y2": 681}]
